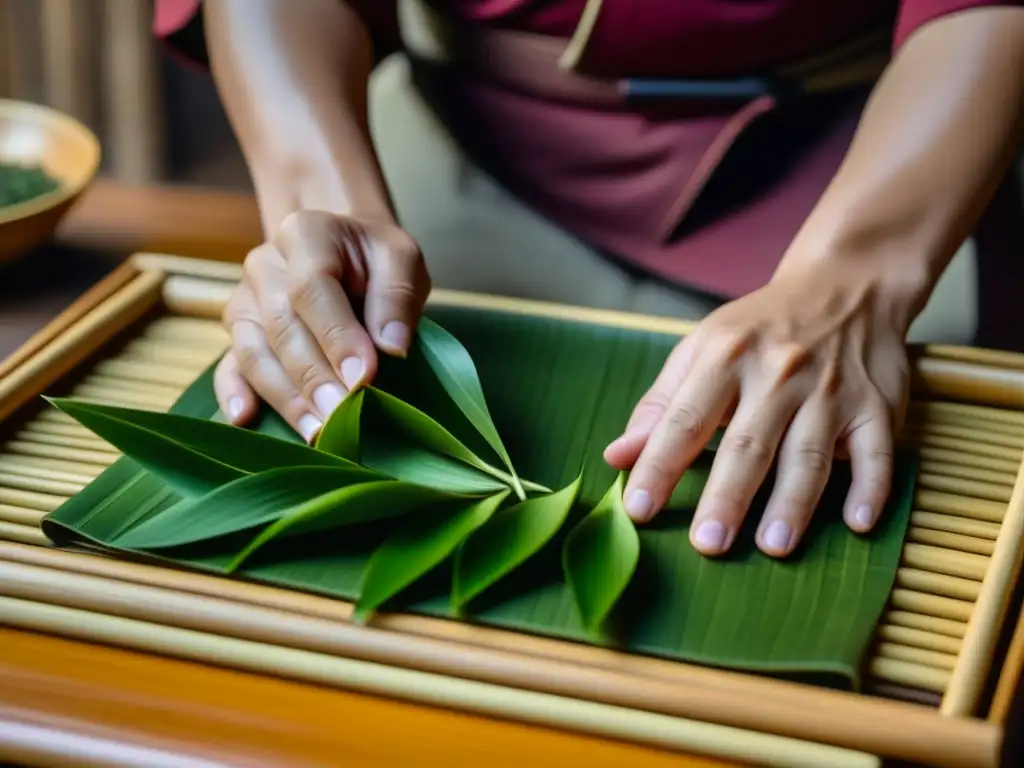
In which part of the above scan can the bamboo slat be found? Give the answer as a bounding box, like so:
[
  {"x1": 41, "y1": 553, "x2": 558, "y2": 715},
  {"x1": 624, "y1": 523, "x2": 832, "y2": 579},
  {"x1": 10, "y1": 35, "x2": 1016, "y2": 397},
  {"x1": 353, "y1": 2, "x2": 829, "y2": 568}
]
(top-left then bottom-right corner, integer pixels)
[
  {"x1": 0, "y1": 595, "x2": 882, "y2": 768},
  {"x1": 3, "y1": 254, "x2": 1024, "y2": 768},
  {"x1": 0, "y1": 305, "x2": 1009, "y2": 697}
]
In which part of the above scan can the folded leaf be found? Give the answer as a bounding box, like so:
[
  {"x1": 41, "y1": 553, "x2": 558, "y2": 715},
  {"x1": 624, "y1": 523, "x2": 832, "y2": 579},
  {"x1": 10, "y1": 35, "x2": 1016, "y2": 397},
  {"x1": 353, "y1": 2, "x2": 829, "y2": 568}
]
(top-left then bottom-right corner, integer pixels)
[
  {"x1": 360, "y1": 438, "x2": 511, "y2": 495},
  {"x1": 228, "y1": 480, "x2": 458, "y2": 571},
  {"x1": 354, "y1": 491, "x2": 510, "y2": 622},
  {"x1": 315, "y1": 389, "x2": 364, "y2": 461},
  {"x1": 112, "y1": 465, "x2": 383, "y2": 550},
  {"x1": 416, "y1": 317, "x2": 525, "y2": 499},
  {"x1": 562, "y1": 472, "x2": 640, "y2": 634},
  {"x1": 45, "y1": 397, "x2": 243, "y2": 496},
  {"x1": 46, "y1": 397, "x2": 353, "y2": 493},
  {"x1": 452, "y1": 472, "x2": 583, "y2": 611},
  {"x1": 366, "y1": 387, "x2": 509, "y2": 483}
]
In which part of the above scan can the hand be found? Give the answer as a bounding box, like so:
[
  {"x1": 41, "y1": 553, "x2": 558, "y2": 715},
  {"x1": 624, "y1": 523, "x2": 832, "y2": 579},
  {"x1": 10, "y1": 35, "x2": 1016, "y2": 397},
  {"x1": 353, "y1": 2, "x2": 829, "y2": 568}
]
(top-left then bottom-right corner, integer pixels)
[
  {"x1": 215, "y1": 209, "x2": 430, "y2": 441},
  {"x1": 603, "y1": 262, "x2": 913, "y2": 558}
]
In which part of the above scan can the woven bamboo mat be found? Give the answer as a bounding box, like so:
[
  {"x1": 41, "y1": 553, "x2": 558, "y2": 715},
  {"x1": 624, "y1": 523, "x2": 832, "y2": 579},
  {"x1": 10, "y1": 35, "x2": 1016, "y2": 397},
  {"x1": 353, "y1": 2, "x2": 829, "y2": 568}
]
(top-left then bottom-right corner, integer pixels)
[{"x1": 0, "y1": 308, "x2": 1016, "y2": 712}]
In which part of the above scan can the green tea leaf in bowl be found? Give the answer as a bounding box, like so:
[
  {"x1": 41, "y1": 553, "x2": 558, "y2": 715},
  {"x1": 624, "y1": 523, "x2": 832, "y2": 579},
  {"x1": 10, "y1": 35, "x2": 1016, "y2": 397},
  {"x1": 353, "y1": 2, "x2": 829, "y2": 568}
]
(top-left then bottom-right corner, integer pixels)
[
  {"x1": 562, "y1": 471, "x2": 640, "y2": 635},
  {"x1": 0, "y1": 162, "x2": 59, "y2": 207},
  {"x1": 452, "y1": 472, "x2": 583, "y2": 611},
  {"x1": 354, "y1": 491, "x2": 510, "y2": 622}
]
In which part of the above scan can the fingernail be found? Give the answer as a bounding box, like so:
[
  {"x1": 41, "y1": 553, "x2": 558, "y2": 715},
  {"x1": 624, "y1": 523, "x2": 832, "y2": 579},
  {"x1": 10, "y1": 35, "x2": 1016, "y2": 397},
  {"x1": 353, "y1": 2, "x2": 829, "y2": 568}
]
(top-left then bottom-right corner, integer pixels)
[
  {"x1": 297, "y1": 414, "x2": 322, "y2": 443},
  {"x1": 762, "y1": 520, "x2": 792, "y2": 552},
  {"x1": 227, "y1": 396, "x2": 244, "y2": 421},
  {"x1": 693, "y1": 520, "x2": 726, "y2": 552},
  {"x1": 624, "y1": 489, "x2": 653, "y2": 521},
  {"x1": 313, "y1": 383, "x2": 346, "y2": 418},
  {"x1": 853, "y1": 504, "x2": 873, "y2": 528},
  {"x1": 340, "y1": 357, "x2": 365, "y2": 390},
  {"x1": 380, "y1": 321, "x2": 410, "y2": 352}
]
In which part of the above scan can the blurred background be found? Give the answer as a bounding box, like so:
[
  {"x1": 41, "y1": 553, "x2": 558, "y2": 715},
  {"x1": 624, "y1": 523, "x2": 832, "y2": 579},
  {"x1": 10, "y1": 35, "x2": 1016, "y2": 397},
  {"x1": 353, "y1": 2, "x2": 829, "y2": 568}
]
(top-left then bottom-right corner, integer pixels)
[{"x1": 0, "y1": 0, "x2": 249, "y2": 191}]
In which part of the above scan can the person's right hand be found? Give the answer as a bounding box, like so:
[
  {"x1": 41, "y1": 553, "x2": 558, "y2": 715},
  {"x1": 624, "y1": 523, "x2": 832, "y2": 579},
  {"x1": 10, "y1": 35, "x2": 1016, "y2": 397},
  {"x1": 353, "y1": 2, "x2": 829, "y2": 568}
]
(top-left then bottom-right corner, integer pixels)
[{"x1": 214, "y1": 210, "x2": 431, "y2": 442}]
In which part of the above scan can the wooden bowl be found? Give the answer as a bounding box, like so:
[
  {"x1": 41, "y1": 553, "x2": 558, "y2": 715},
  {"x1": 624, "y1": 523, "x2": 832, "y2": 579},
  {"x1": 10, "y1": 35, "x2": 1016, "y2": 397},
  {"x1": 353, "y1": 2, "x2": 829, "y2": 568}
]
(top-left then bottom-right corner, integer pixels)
[{"x1": 0, "y1": 99, "x2": 101, "y2": 264}]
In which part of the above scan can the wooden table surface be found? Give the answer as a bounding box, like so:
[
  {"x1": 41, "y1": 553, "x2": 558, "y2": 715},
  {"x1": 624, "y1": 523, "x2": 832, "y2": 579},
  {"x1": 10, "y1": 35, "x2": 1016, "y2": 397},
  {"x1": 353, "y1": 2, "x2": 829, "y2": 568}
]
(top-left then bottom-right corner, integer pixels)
[{"x1": 0, "y1": 178, "x2": 746, "y2": 768}]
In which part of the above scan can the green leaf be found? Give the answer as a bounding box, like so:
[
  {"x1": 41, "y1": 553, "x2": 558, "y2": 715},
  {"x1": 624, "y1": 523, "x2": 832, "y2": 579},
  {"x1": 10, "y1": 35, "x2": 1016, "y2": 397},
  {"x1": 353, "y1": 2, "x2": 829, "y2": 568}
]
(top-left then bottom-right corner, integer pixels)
[
  {"x1": 360, "y1": 438, "x2": 511, "y2": 495},
  {"x1": 111, "y1": 465, "x2": 383, "y2": 550},
  {"x1": 314, "y1": 389, "x2": 364, "y2": 461},
  {"x1": 366, "y1": 387, "x2": 509, "y2": 481},
  {"x1": 354, "y1": 491, "x2": 510, "y2": 622},
  {"x1": 562, "y1": 472, "x2": 640, "y2": 635},
  {"x1": 45, "y1": 397, "x2": 243, "y2": 496},
  {"x1": 46, "y1": 397, "x2": 352, "y2": 496},
  {"x1": 416, "y1": 316, "x2": 525, "y2": 500},
  {"x1": 44, "y1": 306, "x2": 917, "y2": 689},
  {"x1": 452, "y1": 472, "x2": 583, "y2": 610},
  {"x1": 228, "y1": 480, "x2": 457, "y2": 571}
]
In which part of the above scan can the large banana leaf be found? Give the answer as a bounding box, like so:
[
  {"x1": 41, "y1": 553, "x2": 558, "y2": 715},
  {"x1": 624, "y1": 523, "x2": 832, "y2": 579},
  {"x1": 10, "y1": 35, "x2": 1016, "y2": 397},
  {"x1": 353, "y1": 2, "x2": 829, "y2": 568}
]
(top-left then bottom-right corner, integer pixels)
[{"x1": 42, "y1": 305, "x2": 916, "y2": 689}]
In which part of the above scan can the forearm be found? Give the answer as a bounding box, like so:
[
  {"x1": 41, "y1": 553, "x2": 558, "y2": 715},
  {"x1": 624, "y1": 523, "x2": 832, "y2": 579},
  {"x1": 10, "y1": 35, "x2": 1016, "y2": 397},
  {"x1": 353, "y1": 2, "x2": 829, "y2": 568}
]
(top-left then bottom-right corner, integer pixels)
[
  {"x1": 779, "y1": 6, "x2": 1024, "y2": 320},
  {"x1": 204, "y1": 0, "x2": 396, "y2": 235}
]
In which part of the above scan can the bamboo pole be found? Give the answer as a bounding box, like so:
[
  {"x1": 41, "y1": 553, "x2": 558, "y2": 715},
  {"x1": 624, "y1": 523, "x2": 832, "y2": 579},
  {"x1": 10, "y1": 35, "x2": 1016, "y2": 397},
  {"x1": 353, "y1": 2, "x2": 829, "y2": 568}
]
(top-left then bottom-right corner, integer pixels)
[
  {"x1": 0, "y1": 272, "x2": 164, "y2": 423},
  {"x1": 941, "y1": 441, "x2": 1024, "y2": 715},
  {"x1": 0, "y1": 595, "x2": 882, "y2": 768},
  {"x1": 0, "y1": 561, "x2": 1001, "y2": 768}
]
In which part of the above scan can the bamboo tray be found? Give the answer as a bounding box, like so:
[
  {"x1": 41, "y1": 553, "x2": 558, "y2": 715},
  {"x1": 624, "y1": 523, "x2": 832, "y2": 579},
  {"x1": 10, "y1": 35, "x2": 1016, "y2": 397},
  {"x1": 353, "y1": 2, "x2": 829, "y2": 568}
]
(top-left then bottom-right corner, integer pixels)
[{"x1": 2, "y1": 253, "x2": 1024, "y2": 768}]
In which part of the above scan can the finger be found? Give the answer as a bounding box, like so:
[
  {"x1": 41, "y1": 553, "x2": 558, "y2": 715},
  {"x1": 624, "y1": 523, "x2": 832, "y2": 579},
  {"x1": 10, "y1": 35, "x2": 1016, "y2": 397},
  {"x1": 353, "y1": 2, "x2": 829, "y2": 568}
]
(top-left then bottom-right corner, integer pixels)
[
  {"x1": 621, "y1": 361, "x2": 738, "y2": 525},
  {"x1": 362, "y1": 232, "x2": 430, "y2": 358},
  {"x1": 841, "y1": 401, "x2": 894, "y2": 534},
  {"x1": 755, "y1": 397, "x2": 837, "y2": 557},
  {"x1": 604, "y1": 335, "x2": 698, "y2": 468},
  {"x1": 275, "y1": 213, "x2": 379, "y2": 392},
  {"x1": 216, "y1": 285, "x2": 260, "y2": 425},
  {"x1": 213, "y1": 351, "x2": 258, "y2": 425},
  {"x1": 687, "y1": 388, "x2": 799, "y2": 556},
  {"x1": 231, "y1": 318, "x2": 323, "y2": 443},
  {"x1": 242, "y1": 244, "x2": 349, "y2": 421}
]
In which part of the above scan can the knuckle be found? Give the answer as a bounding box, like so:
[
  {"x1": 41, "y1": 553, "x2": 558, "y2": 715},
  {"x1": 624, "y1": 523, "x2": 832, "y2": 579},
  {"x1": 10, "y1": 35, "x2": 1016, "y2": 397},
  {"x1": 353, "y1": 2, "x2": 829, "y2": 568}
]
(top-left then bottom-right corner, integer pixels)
[
  {"x1": 319, "y1": 322, "x2": 357, "y2": 360},
  {"x1": 242, "y1": 244, "x2": 274, "y2": 285},
  {"x1": 763, "y1": 343, "x2": 812, "y2": 389},
  {"x1": 379, "y1": 280, "x2": 421, "y2": 307},
  {"x1": 292, "y1": 361, "x2": 324, "y2": 392},
  {"x1": 663, "y1": 404, "x2": 705, "y2": 443},
  {"x1": 264, "y1": 306, "x2": 298, "y2": 351},
  {"x1": 286, "y1": 272, "x2": 324, "y2": 313},
  {"x1": 722, "y1": 431, "x2": 773, "y2": 465},
  {"x1": 233, "y1": 338, "x2": 264, "y2": 380},
  {"x1": 275, "y1": 210, "x2": 318, "y2": 247},
  {"x1": 791, "y1": 441, "x2": 831, "y2": 474}
]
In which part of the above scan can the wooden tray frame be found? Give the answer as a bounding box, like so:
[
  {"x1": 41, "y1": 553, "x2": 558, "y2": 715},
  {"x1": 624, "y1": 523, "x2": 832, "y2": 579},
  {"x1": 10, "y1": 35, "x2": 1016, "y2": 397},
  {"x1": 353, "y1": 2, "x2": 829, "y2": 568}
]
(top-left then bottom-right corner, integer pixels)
[{"x1": 3, "y1": 252, "x2": 1024, "y2": 768}]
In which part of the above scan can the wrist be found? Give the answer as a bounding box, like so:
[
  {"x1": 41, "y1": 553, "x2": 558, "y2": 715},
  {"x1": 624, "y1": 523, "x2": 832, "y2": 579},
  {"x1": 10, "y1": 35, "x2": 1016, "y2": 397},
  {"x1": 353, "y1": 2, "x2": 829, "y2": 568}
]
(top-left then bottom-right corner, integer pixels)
[
  {"x1": 250, "y1": 150, "x2": 398, "y2": 237},
  {"x1": 774, "y1": 212, "x2": 950, "y2": 337}
]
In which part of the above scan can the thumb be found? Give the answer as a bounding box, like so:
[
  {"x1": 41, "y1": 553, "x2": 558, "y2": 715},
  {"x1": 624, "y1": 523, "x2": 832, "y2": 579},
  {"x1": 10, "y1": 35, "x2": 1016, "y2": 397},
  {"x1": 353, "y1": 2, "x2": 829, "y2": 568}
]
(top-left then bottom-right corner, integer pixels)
[{"x1": 362, "y1": 229, "x2": 431, "y2": 358}]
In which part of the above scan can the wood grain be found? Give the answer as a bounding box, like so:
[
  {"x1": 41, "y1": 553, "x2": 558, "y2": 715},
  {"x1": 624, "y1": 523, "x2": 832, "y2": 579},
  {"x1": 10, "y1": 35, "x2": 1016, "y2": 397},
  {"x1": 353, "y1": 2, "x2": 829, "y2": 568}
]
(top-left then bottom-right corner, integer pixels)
[
  {"x1": 57, "y1": 180, "x2": 263, "y2": 261},
  {"x1": 0, "y1": 627, "x2": 736, "y2": 768}
]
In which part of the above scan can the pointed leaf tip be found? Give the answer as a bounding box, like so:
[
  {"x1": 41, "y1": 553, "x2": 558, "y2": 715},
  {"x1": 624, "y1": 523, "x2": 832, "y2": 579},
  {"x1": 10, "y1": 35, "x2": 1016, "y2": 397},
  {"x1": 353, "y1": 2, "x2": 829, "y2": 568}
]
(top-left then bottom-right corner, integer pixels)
[
  {"x1": 563, "y1": 472, "x2": 640, "y2": 634},
  {"x1": 226, "y1": 480, "x2": 458, "y2": 572},
  {"x1": 111, "y1": 465, "x2": 383, "y2": 550},
  {"x1": 315, "y1": 388, "x2": 364, "y2": 460},
  {"x1": 415, "y1": 316, "x2": 525, "y2": 499},
  {"x1": 355, "y1": 491, "x2": 510, "y2": 621},
  {"x1": 452, "y1": 472, "x2": 583, "y2": 611}
]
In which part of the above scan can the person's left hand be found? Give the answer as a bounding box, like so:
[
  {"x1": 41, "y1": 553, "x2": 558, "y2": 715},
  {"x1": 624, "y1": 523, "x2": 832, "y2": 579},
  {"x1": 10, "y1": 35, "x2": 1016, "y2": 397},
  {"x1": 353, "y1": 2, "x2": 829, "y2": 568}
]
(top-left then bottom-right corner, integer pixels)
[{"x1": 603, "y1": 259, "x2": 915, "y2": 558}]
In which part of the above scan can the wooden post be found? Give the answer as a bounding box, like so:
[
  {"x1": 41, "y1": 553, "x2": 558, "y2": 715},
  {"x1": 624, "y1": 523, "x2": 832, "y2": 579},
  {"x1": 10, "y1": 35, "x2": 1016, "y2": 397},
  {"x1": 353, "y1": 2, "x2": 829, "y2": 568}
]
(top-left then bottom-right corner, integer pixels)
[
  {"x1": 102, "y1": 0, "x2": 165, "y2": 183},
  {"x1": 39, "y1": 0, "x2": 100, "y2": 128}
]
